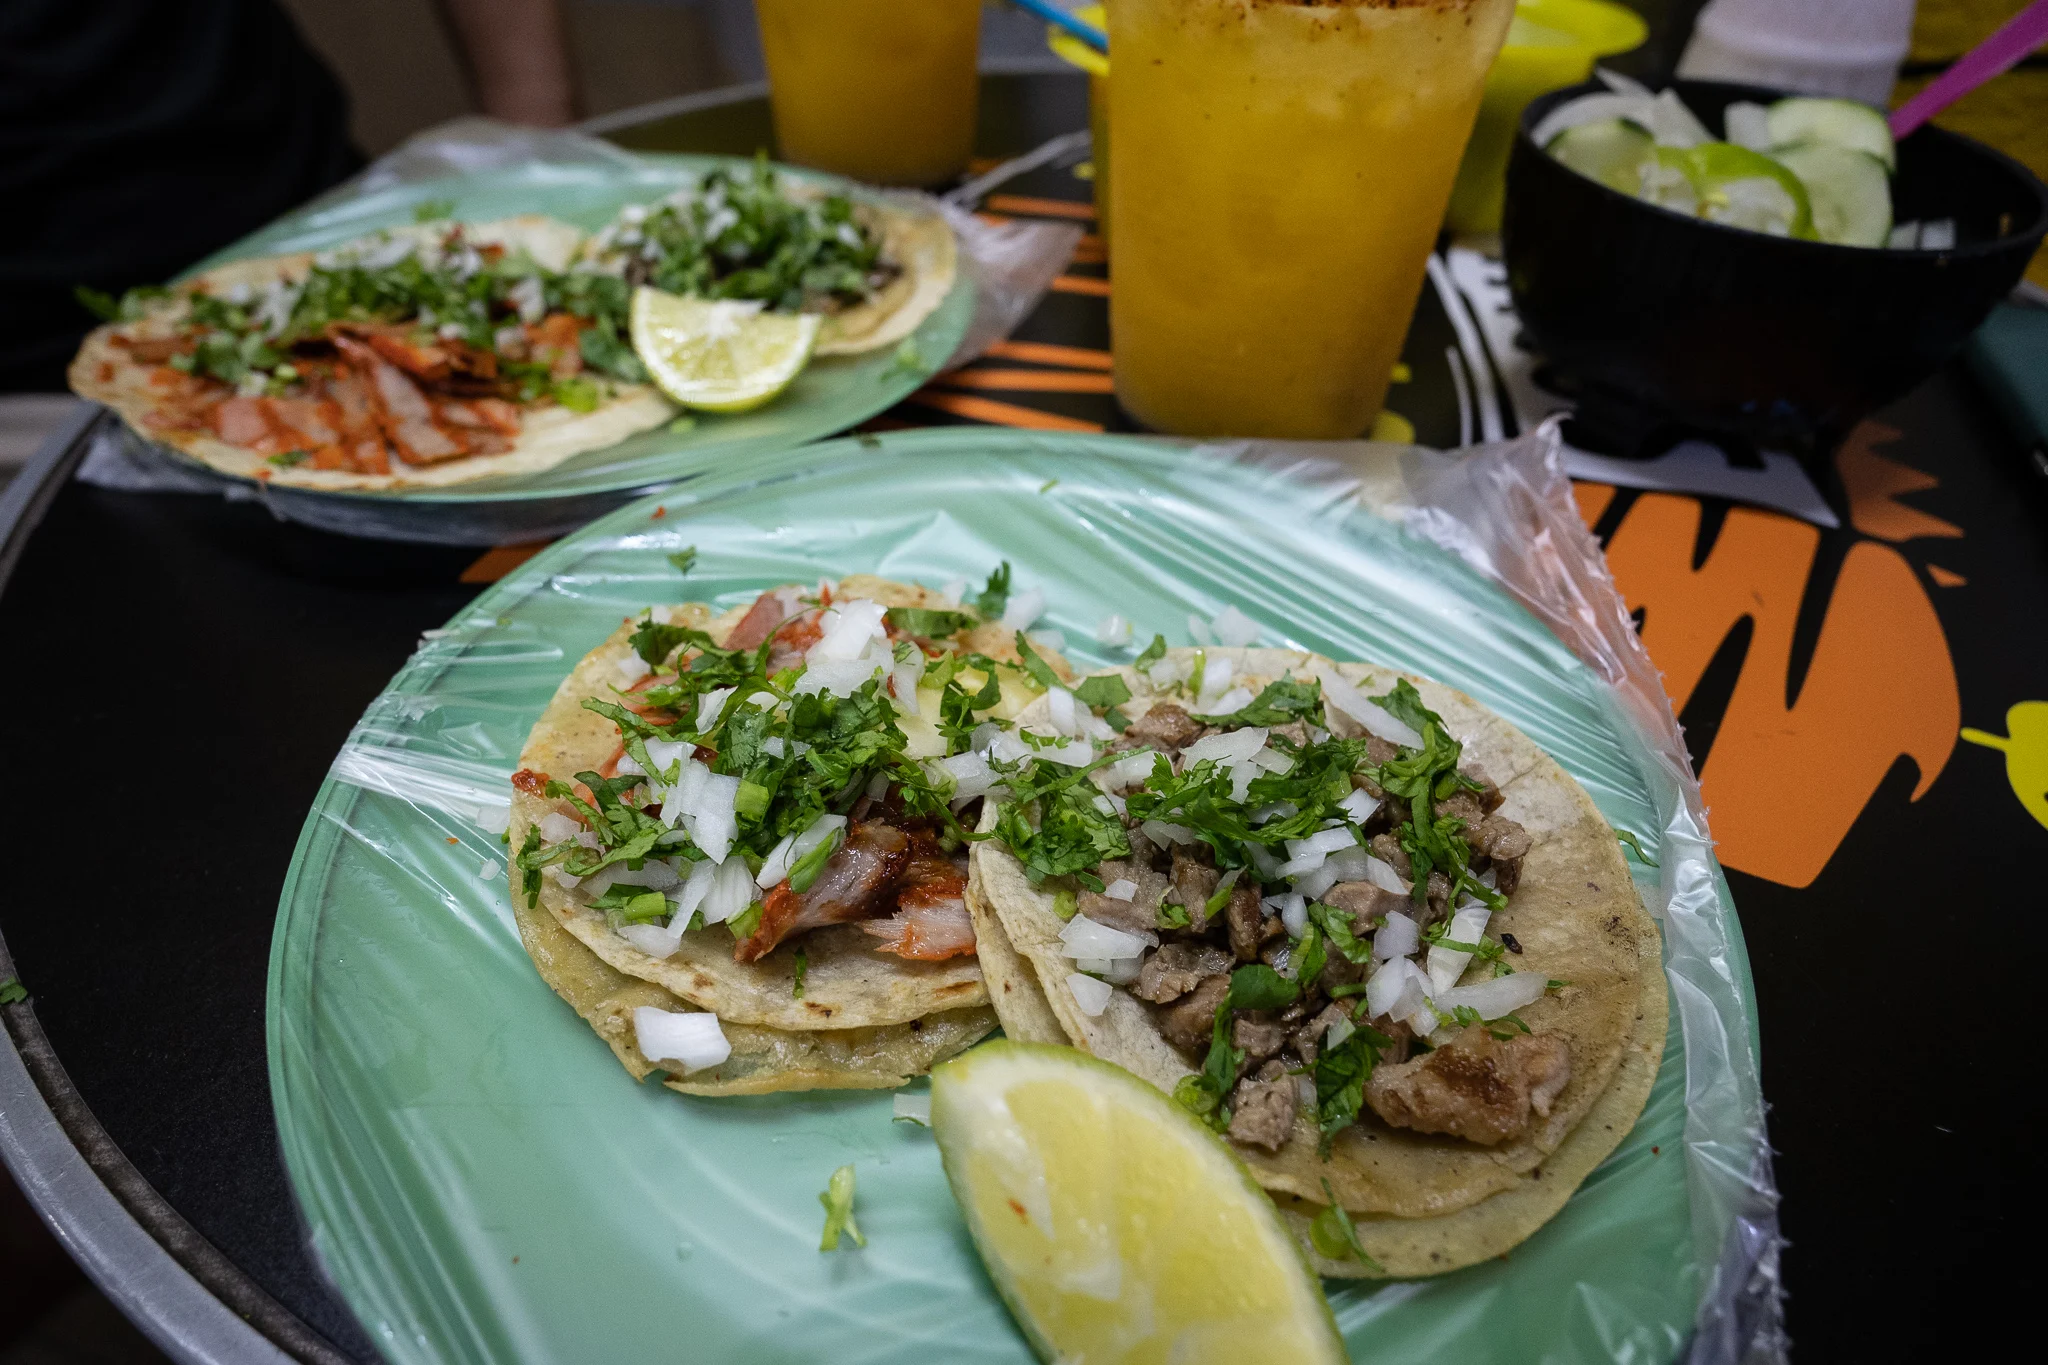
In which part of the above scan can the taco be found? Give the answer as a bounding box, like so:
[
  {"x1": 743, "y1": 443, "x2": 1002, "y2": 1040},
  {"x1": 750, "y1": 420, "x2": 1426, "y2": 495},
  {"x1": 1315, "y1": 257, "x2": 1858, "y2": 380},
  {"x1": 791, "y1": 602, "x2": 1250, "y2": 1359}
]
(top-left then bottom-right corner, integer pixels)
[
  {"x1": 577, "y1": 157, "x2": 957, "y2": 357},
  {"x1": 506, "y1": 567, "x2": 1063, "y2": 1094},
  {"x1": 968, "y1": 645, "x2": 1666, "y2": 1276},
  {"x1": 69, "y1": 216, "x2": 676, "y2": 491}
]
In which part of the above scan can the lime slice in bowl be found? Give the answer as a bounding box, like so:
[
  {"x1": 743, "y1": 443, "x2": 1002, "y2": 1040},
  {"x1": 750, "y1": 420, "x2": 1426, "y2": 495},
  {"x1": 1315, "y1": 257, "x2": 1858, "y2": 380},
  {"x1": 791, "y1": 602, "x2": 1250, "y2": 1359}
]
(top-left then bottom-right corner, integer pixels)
[
  {"x1": 629, "y1": 287, "x2": 821, "y2": 413},
  {"x1": 930, "y1": 1041, "x2": 1346, "y2": 1365}
]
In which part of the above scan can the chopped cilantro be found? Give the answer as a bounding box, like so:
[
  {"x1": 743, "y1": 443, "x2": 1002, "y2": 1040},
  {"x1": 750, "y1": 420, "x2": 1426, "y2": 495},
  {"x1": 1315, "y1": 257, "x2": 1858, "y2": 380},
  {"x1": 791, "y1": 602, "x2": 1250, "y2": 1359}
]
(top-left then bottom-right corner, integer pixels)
[
  {"x1": 1292, "y1": 919, "x2": 1327, "y2": 989},
  {"x1": 1133, "y1": 633, "x2": 1167, "y2": 670},
  {"x1": 1307, "y1": 902, "x2": 1372, "y2": 964},
  {"x1": 887, "y1": 338, "x2": 925, "y2": 376},
  {"x1": 1039, "y1": 478, "x2": 1059, "y2": 493},
  {"x1": 989, "y1": 749, "x2": 1131, "y2": 885},
  {"x1": 516, "y1": 826, "x2": 545, "y2": 908},
  {"x1": 1051, "y1": 888, "x2": 1078, "y2": 920},
  {"x1": 818, "y1": 1165, "x2": 865, "y2": 1250},
  {"x1": 1195, "y1": 677, "x2": 1321, "y2": 728},
  {"x1": 1156, "y1": 901, "x2": 1190, "y2": 930},
  {"x1": 1186, "y1": 650, "x2": 1207, "y2": 700},
  {"x1": 552, "y1": 376, "x2": 602, "y2": 413},
  {"x1": 1012, "y1": 631, "x2": 1062, "y2": 691},
  {"x1": 267, "y1": 449, "x2": 310, "y2": 468},
  {"x1": 974, "y1": 562, "x2": 1013, "y2": 621},
  {"x1": 668, "y1": 547, "x2": 698, "y2": 575},
  {"x1": 1227, "y1": 963, "x2": 1300, "y2": 1011},
  {"x1": 1072, "y1": 673, "x2": 1131, "y2": 711},
  {"x1": 888, "y1": 606, "x2": 977, "y2": 638},
  {"x1": 1616, "y1": 829, "x2": 1659, "y2": 867},
  {"x1": 793, "y1": 948, "x2": 808, "y2": 998},
  {"x1": 1309, "y1": 1178, "x2": 1382, "y2": 1270},
  {"x1": 728, "y1": 902, "x2": 764, "y2": 941},
  {"x1": 0, "y1": 976, "x2": 25, "y2": 1006},
  {"x1": 412, "y1": 197, "x2": 457, "y2": 222}
]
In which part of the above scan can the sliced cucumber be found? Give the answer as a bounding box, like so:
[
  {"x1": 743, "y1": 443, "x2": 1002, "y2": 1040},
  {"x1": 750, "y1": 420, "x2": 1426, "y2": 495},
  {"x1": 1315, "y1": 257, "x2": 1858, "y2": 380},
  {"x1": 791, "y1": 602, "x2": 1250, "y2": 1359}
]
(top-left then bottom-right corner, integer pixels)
[
  {"x1": 1641, "y1": 146, "x2": 1700, "y2": 215},
  {"x1": 1722, "y1": 101, "x2": 1772, "y2": 152},
  {"x1": 1680, "y1": 143, "x2": 1816, "y2": 239},
  {"x1": 1547, "y1": 118, "x2": 1655, "y2": 195},
  {"x1": 1773, "y1": 142, "x2": 1894, "y2": 247},
  {"x1": 1766, "y1": 97, "x2": 1895, "y2": 171}
]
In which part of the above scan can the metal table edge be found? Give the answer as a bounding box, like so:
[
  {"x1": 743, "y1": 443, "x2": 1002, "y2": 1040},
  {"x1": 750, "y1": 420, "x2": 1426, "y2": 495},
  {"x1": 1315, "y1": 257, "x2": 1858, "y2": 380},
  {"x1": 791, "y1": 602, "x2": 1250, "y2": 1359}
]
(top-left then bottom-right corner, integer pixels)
[{"x1": 0, "y1": 409, "x2": 352, "y2": 1365}]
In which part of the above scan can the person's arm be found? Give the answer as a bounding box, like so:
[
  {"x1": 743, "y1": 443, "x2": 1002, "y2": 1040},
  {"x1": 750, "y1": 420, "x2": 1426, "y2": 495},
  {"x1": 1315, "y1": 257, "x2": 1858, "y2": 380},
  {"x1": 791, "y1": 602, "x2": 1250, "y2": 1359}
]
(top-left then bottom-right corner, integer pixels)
[{"x1": 436, "y1": 0, "x2": 580, "y2": 126}]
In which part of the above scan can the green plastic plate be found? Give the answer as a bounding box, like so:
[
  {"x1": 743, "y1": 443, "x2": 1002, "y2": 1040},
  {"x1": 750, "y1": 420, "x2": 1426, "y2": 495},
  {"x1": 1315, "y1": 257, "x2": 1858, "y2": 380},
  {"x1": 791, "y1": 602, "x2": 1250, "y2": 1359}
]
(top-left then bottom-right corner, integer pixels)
[
  {"x1": 270, "y1": 429, "x2": 1732, "y2": 1364},
  {"x1": 144, "y1": 154, "x2": 971, "y2": 537}
]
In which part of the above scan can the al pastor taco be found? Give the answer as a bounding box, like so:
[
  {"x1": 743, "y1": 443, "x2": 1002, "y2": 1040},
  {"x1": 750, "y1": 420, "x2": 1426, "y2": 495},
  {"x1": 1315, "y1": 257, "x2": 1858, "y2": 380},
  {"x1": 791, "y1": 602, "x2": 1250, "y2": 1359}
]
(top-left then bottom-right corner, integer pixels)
[
  {"x1": 968, "y1": 644, "x2": 1666, "y2": 1276},
  {"x1": 506, "y1": 568, "x2": 1064, "y2": 1094},
  {"x1": 69, "y1": 216, "x2": 675, "y2": 491}
]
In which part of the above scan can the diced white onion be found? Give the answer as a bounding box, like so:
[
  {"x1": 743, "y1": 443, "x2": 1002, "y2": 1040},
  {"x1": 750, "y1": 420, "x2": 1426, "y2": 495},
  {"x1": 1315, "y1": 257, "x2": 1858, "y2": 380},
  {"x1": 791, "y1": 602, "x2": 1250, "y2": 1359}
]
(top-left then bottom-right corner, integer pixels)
[
  {"x1": 893, "y1": 1091, "x2": 932, "y2": 1126},
  {"x1": 615, "y1": 753, "x2": 646, "y2": 778},
  {"x1": 1278, "y1": 825, "x2": 1359, "y2": 878},
  {"x1": 929, "y1": 750, "x2": 1005, "y2": 803},
  {"x1": 697, "y1": 856, "x2": 757, "y2": 925},
  {"x1": 539, "y1": 812, "x2": 582, "y2": 844},
  {"x1": 1435, "y1": 972, "x2": 1547, "y2": 1021},
  {"x1": 1372, "y1": 910, "x2": 1420, "y2": 961},
  {"x1": 794, "y1": 654, "x2": 887, "y2": 698},
  {"x1": 1026, "y1": 733, "x2": 1096, "y2": 767},
  {"x1": 474, "y1": 803, "x2": 511, "y2": 834},
  {"x1": 1205, "y1": 687, "x2": 1255, "y2": 717},
  {"x1": 1210, "y1": 605, "x2": 1260, "y2": 648},
  {"x1": 1364, "y1": 956, "x2": 1424, "y2": 1021},
  {"x1": 1140, "y1": 820, "x2": 1197, "y2": 847},
  {"x1": 1186, "y1": 613, "x2": 1214, "y2": 645},
  {"x1": 1094, "y1": 613, "x2": 1134, "y2": 647},
  {"x1": 615, "y1": 653, "x2": 652, "y2": 686},
  {"x1": 1058, "y1": 914, "x2": 1154, "y2": 961},
  {"x1": 1046, "y1": 688, "x2": 1079, "y2": 736},
  {"x1": 1250, "y1": 800, "x2": 1298, "y2": 826},
  {"x1": 609, "y1": 859, "x2": 680, "y2": 891},
  {"x1": 1316, "y1": 668, "x2": 1425, "y2": 748},
  {"x1": 939, "y1": 578, "x2": 967, "y2": 608},
  {"x1": 478, "y1": 858, "x2": 500, "y2": 882},
  {"x1": 617, "y1": 919, "x2": 684, "y2": 958},
  {"x1": 546, "y1": 865, "x2": 582, "y2": 890},
  {"x1": 1362, "y1": 854, "x2": 1408, "y2": 895},
  {"x1": 1105, "y1": 751, "x2": 1156, "y2": 791},
  {"x1": 1393, "y1": 971, "x2": 1440, "y2": 1038},
  {"x1": 1183, "y1": 726, "x2": 1267, "y2": 767},
  {"x1": 1027, "y1": 628, "x2": 1066, "y2": 652},
  {"x1": 633, "y1": 1008, "x2": 731, "y2": 1074},
  {"x1": 1101, "y1": 956, "x2": 1141, "y2": 985},
  {"x1": 1067, "y1": 972, "x2": 1114, "y2": 1017},
  {"x1": 1428, "y1": 905, "x2": 1493, "y2": 993},
  {"x1": 812, "y1": 599, "x2": 888, "y2": 661},
  {"x1": 1102, "y1": 878, "x2": 1138, "y2": 901},
  {"x1": 1337, "y1": 788, "x2": 1380, "y2": 824},
  {"x1": 690, "y1": 687, "x2": 732, "y2": 733},
  {"x1": 1268, "y1": 892, "x2": 1307, "y2": 939},
  {"x1": 1147, "y1": 656, "x2": 1188, "y2": 688},
  {"x1": 755, "y1": 813, "x2": 847, "y2": 888},
  {"x1": 1000, "y1": 586, "x2": 1046, "y2": 631},
  {"x1": 672, "y1": 858, "x2": 716, "y2": 920},
  {"x1": 1196, "y1": 657, "x2": 1234, "y2": 706}
]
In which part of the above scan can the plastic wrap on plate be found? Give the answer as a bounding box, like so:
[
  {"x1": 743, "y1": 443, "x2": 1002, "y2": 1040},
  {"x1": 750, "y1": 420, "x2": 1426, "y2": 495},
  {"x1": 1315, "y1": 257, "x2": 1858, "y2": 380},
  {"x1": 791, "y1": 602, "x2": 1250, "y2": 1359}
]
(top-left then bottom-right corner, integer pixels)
[
  {"x1": 74, "y1": 118, "x2": 1080, "y2": 545},
  {"x1": 273, "y1": 423, "x2": 1783, "y2": 1364}
]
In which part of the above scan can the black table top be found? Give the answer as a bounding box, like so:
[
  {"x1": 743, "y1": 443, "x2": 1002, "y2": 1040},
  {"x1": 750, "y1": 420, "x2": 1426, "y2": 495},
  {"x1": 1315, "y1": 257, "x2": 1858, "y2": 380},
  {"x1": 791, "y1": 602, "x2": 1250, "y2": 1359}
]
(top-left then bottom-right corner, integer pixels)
[{"x1": 2, "y1": 70, "x2": 2042, "y2": 1365}]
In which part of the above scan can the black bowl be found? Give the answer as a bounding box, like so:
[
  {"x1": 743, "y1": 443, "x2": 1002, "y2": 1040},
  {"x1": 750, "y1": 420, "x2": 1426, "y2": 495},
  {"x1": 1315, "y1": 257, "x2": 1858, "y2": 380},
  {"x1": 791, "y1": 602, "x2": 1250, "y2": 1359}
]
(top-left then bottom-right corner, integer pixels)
[{"x1": 1501, "y1": 78, "x2": 2048, "y2": 454}]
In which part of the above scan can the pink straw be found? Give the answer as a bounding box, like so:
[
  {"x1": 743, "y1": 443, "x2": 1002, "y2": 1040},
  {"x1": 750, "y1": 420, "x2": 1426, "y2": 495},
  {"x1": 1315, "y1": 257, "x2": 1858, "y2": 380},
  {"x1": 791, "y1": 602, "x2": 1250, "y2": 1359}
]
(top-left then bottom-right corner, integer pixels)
[{"x1": 1890, "y1": 0, "x2": 2048, "y2": 138}]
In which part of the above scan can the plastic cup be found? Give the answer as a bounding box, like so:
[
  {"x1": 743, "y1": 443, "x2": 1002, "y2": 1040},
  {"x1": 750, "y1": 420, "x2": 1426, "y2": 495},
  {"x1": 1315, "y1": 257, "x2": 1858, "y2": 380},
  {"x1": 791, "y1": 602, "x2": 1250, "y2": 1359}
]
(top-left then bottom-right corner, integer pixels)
[
  {"x1": 1447, "y1": 0, "x2": 1649, "y2": 237},
  {"x1": 1045, "y1": 5, "x2": 1111, "y2": 244},
  {"x1": 1109, "y1": 0, "x2": 1515, "y2": 439},
  {"x1": 755, "y1": 0, "x2": 983, "y2": 187}
]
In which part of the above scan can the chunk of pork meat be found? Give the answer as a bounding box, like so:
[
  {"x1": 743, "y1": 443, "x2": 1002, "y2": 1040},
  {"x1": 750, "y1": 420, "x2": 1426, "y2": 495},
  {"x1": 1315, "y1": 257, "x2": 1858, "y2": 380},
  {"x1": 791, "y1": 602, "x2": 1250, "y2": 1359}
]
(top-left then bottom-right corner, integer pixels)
[
  {"x1": 332, "y1": 335, "x2": 467, "y2": 464},
  {"x1": 1227, "y1": 1061, "x2": 1297, "y2": 1152},
  {"x1": 1321, "y1": 880, "x2": 1409, "y2": 931},
  {"x1": 1364, "y1": 1026, "x2": 1571, "y2": 1146},
  {"x1": 1473, "y1": 815, "x2": 1532, "y2": 895},
  {"x1": 1118, "y1": 701, "x2": 1205, "y2": 756},
  {"x1": 1077, "y1": 859, "x2": 1171, "y2": 935},
  {"x1": 861, "y1": 854, "x2": 976, "y2": 960},
  {"x1": 1225, "y1": 877, "x2": 1267, "y2": 962},
  {"x1": 1170, "y1": 846, "x2": 1220, "y2": 931},
  {"x1": 1131, "y1": 942, "x2": 1233, "y2": 1004},
  {"x1": 1232, "y1": 1014, "x2": 1289, "y2": 1062},
  {"x1": 734, "y1": 821, "x2": 909, "y2": 962},
  {"x1": 1155, "y1": 974, "x2": 1229, "y2": 1056},
  {"x1": 722, "y1": 589, "x2": 800, "y2": 652}
]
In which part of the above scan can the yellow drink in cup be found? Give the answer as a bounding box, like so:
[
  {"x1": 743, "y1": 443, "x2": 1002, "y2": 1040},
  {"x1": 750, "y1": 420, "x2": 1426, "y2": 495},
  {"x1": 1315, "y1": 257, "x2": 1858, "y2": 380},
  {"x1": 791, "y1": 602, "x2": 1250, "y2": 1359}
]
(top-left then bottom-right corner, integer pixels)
[
  {"x1": 755, "y1": 0, "x2": 982, "y2": 187},
  {"x1": 1109, "y1": 0, "x2": 1515, "y2": 438}
]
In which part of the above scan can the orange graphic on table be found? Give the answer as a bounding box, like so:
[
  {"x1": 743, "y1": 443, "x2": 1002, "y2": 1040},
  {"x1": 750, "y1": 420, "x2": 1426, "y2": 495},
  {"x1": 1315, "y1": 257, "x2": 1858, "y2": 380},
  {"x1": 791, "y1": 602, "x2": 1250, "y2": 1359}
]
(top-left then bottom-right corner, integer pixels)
[
  {"x1": 1960, "y1": 704, "x2": 2048, "y2": 831},
  {"x1": 1576, "y1": 421, "x2": 1965, "y2": 888}
]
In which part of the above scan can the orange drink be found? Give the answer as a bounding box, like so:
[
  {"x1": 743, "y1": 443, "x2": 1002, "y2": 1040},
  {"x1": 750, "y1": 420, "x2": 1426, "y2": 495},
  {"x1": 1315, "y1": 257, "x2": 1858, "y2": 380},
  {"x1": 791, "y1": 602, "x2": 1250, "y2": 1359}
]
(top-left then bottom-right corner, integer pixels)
[
  {"x1": 755, "y1": 0, "x2": 983, "y2": 187},
  {"x1": 1109, "y1": 0, "x2": 1514, "y2": 438}
]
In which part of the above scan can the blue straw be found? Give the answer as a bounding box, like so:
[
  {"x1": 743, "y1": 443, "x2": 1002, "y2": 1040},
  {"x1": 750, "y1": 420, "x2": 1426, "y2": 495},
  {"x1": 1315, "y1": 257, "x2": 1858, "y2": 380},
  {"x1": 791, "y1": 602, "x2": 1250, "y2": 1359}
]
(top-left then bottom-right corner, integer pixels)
[{"x1": 1009, "y1": 0, "x2": 1108, "y2": 55}]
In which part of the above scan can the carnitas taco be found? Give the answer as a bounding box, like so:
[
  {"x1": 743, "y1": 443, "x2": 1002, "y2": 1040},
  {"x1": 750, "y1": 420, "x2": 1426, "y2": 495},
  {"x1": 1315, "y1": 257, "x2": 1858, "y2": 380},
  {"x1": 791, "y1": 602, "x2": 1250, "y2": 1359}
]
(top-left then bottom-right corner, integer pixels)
[
  {"x1": 578, "y1": 157, "x2": 957, "y2": 357},
  {"x1": 967, "y1": 643, "x2": 1667, "y2": 1277},
  {"x1": 69, "y1": 216, "x2": 675, "y2": 490},
  {"x1": 506, "y1": 567, "x2": 1066, "y2": 1094}
]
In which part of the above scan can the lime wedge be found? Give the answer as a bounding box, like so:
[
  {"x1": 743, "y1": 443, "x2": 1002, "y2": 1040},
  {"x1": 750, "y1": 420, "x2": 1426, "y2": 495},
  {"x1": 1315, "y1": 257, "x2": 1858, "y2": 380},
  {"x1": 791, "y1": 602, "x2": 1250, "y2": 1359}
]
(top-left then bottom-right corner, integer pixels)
[
  {"x1": 930, "y1": 1042, "x2": 1345, "y2": 1365},
  {"x1": 629, "y1": 287, "x2": 820, "y2": 413},
  {"x1": 1678, "y1": 143, "x2": 1815, "y2": 239}
]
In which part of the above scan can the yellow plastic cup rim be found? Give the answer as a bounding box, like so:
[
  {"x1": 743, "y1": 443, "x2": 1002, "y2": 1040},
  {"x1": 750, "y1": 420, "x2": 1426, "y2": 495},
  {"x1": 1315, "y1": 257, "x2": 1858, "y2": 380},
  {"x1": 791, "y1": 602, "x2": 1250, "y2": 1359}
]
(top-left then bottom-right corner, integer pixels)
[{"x1": 1508, "y1": 0, "x2": 1648, "y2": 61}]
